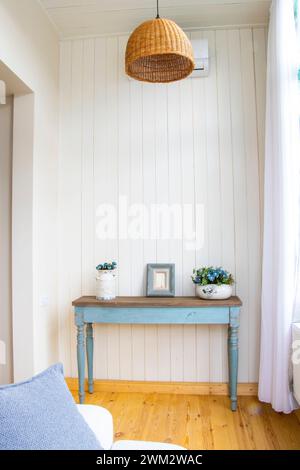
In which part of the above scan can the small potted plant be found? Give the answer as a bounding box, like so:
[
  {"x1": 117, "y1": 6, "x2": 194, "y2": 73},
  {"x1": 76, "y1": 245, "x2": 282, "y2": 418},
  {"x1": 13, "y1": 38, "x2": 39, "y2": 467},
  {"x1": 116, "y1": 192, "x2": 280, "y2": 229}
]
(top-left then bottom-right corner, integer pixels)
[
  {"x1": 96, "y1": 262, "x2": 117, "y2": 300},
  {"x1": 192, "y1": 266, "x2": 234, "y2": 300}
]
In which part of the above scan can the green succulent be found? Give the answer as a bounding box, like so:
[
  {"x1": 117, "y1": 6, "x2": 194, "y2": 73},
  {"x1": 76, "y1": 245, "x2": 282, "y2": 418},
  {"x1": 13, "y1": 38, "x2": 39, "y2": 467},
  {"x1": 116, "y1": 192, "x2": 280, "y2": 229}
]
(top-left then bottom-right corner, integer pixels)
[{"x1": 96, "y1": 261, "x2": 117, "y2": 271}]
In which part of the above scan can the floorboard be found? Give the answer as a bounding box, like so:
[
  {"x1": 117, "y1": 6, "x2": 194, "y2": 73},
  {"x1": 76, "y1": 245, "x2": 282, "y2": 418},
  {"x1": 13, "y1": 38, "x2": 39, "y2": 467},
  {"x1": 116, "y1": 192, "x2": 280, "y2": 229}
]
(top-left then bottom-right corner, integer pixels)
[{"x1": 71, "y1": 391, "x2": 300, "y2": 450}]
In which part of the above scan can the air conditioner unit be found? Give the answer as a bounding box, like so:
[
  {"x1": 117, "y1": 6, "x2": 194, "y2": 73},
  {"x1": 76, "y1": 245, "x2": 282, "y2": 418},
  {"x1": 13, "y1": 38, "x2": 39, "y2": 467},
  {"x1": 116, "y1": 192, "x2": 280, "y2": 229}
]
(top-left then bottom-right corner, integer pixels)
[
  {"x1": 0, "y1": 80, "x2": 6, "y2": 105},
  {"x1": 191, "y1": 39, "x2": 209, "y2": 78}
]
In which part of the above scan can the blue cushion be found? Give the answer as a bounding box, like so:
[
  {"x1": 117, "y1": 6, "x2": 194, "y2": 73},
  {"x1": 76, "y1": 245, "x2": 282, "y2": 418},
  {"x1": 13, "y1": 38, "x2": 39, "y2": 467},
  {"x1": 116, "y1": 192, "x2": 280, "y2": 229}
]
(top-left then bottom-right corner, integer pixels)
[{"x1": 0, "y1": 363, "x2": 102, "y2": 450}]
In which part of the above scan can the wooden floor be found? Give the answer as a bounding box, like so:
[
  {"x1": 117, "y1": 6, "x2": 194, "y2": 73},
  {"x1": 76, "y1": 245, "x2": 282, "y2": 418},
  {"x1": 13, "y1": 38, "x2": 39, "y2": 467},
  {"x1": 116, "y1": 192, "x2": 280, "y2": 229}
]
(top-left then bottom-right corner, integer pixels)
[{"x1": 72, "y1": 390, "x2": 300, "y2": 450}]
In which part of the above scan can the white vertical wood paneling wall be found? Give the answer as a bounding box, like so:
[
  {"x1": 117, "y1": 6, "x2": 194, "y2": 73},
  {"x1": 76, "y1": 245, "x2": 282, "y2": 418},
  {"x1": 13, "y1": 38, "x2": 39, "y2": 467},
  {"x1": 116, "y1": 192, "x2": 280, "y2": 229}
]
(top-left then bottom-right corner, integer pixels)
[{"x1": 59, "y1": 27, "x2": 266, "y2": 383}]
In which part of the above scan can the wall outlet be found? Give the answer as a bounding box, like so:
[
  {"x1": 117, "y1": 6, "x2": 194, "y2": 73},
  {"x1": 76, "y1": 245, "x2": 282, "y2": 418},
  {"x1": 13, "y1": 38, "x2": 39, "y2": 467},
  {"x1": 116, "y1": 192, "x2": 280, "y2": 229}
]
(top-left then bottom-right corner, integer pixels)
[
  {"x1": 0, "y1": 80, "x2": 6, "y2": 105},
  {"x1": 0, "y1": 340, "x2": 6, "y2": 365},
  {"x1": 40, "y1": 295, "x2": 49, "y2": 307}
]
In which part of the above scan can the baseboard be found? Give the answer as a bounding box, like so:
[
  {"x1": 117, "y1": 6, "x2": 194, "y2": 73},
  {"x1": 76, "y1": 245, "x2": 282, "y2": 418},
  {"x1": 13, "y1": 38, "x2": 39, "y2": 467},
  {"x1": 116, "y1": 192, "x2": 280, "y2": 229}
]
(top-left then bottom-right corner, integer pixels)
[{"x1": 66, "y1": 378, "x2": 258, "y2": 396}]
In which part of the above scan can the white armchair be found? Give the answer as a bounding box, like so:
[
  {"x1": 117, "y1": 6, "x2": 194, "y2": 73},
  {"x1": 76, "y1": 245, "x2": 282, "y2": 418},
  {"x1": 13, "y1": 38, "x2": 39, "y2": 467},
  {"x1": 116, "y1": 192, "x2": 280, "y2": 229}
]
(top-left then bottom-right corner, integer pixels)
[
  {"x1": 77, "y1": 404, "x2": 185, "y2": 450},
  {"x1": 292, "y1": 323, "x2": 300, "y2": 406}
]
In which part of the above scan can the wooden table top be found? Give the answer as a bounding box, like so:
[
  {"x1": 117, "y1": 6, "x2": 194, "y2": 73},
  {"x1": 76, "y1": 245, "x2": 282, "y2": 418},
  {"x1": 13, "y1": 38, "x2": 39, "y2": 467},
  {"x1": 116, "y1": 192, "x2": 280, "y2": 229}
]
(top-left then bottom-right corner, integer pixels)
[{"x1": 72, "y1": 296, "x2": 242, "y2": 308}]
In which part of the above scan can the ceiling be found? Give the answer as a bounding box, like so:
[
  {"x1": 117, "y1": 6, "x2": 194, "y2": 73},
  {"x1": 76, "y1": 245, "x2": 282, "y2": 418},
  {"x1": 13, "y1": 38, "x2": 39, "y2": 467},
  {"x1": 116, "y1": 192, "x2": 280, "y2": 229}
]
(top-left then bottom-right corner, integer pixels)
[{"x1": 39, "y1": 0, "x2": 271, "y2": 38}]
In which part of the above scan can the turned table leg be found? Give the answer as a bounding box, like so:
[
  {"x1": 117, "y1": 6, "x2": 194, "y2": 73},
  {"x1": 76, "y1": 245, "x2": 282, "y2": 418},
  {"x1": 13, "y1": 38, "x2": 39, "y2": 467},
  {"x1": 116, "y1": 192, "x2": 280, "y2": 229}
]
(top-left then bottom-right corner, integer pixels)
[
  {"x1": 86, "y1": 323, "x2": 94, "y2": 394},
  {"x1": 77, "y1": 324, "x2": 85, "y2": 404},
  {"x1": 228, "y1": 307, "x2": 240, "y2": 411}
]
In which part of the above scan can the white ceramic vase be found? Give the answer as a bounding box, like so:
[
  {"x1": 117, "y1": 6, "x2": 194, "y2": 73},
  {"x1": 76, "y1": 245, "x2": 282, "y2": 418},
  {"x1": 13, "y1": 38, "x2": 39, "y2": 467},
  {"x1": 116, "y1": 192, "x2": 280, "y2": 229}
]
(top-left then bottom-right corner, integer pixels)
[
  {"x1": 196, "y1": 284, "x2": 232, "y2": 300},
  {"x1": 96, "y1": 270, "x2": 116, "y2": 300}
]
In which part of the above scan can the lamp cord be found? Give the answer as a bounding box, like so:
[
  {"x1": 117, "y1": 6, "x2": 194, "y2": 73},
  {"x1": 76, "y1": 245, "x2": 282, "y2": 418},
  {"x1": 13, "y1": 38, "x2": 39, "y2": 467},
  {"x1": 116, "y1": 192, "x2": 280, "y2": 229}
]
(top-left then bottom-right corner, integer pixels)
[{"x1": 156, "y1": 0, "x2": 160, "y2": 19}]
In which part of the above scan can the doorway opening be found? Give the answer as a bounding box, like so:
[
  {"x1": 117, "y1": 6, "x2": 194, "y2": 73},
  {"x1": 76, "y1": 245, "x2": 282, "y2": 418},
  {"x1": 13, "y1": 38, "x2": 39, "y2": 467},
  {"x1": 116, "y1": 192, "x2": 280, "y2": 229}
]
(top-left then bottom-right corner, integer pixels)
[{"x1": 0, "y1": 61, "x2": 34, "y2": 384}]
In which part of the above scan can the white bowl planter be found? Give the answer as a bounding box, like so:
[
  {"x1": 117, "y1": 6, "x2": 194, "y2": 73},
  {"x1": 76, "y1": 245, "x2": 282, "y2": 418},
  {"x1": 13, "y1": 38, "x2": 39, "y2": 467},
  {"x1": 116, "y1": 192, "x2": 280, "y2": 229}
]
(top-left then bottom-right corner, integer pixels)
[
  {"x1": 196, "y1": 284, "x2": 232, "y2": 300},
  {"x1": 96, "y1": 270, "x2": 116, "y2": 300}
]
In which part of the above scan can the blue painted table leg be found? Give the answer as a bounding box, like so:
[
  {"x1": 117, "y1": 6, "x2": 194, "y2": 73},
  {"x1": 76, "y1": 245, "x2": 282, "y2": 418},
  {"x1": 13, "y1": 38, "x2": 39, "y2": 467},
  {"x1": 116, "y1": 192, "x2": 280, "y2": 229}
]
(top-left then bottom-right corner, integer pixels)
[
  {"x1": 77, "y1": 324, "x2": 85, "y2": 404},
  {"x1": 86, "y1": 323, "x2": 94, "y2": 394},
  {"x1": 228, "y1": 307, "x2": 240, "y2": 411}
]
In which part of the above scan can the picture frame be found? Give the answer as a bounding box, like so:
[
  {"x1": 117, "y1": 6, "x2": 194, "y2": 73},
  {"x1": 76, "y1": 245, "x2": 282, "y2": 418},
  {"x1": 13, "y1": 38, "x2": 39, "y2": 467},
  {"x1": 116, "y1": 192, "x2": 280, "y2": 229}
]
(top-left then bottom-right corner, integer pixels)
[{"x1": 146, "y1": 263, "x2": 175, "y2": 297}]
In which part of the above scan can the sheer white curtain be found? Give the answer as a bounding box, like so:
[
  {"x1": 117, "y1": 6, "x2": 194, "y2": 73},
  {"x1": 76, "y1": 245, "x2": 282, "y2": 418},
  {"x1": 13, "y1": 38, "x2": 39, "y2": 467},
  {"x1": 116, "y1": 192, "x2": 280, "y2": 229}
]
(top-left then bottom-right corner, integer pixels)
[
  {"x1": 259, "y1": 0, "x2": 300, "y2": 413},
  {"x1": 292, "y1": 0, "x2": 300, "y2": 322}
]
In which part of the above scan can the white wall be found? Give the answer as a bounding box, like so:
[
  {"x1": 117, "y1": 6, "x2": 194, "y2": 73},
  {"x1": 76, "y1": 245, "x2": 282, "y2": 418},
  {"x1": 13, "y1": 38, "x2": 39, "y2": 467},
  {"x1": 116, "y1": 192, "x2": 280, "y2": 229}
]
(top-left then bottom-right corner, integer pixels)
[
  {"x1": 59, "y1": 27, "x2": 267, "y2": 383},
  {"x1": 0, "y1": 96, "x2": 13, "y2": 384},
  {"x1": 0, "y1": 0, "x2": 60, "y2": 379}
]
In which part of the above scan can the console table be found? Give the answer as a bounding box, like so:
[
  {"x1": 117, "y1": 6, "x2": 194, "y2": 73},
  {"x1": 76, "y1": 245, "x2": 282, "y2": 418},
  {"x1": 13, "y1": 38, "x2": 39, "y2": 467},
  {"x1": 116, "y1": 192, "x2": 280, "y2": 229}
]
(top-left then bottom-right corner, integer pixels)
[{"x1": 72, "y1": 296, "x2": 242, "y2": 411}]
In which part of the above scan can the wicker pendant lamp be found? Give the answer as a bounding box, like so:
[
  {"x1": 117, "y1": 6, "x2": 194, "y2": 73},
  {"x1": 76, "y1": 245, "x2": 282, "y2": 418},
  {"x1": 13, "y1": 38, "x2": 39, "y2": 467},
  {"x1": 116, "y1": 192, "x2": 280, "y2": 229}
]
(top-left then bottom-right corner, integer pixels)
[{"x1": 125, "y1": 0, "x2": 194, "y2": 83}]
